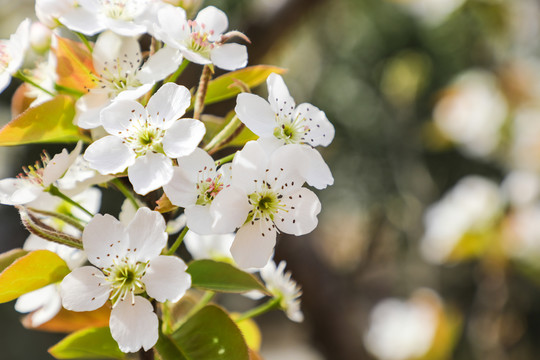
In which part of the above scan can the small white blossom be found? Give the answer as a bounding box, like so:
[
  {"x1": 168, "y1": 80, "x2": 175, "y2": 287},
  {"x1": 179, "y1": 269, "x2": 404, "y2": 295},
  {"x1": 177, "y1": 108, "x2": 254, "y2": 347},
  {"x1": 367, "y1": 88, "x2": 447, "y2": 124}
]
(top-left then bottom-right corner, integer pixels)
[
  {"x1": 235, "y1": 73, "x2": 334, "y2": 189},
  {"x1": 84, "y1": 83, "x2": 206, "y2": 195},
  {"x1": 0, "y1": 19, "x2": 30, "y2": 94},
  {"x1": 260, "y1": 260, "x2": 303, "y2": 322},
  {"x1": 420, "y1": 176, "x2": 503, "y2": 264},
  {"x1": 60, "y1": 207, "x2": 191, "y2": 353},
  {"x1": 156, "y1": 6, "x2": 248, "y2": 70},
  {"x1": 59, "y1": 0, "x2": 152, "y2": 36},
  {"x1": 184, "y1": 230, "x2": 235, "y2": 263},
  {"x1": 163, "y1": 148, "x2": 232, "y2": 234},
  {"x1": 75, "y1": 31, "x2": 182, "y2": 129},
  {"x1": 0, "y1": 142, "x2": 82, "y2": 206},
  {"x1": 364, "y1": 290, "x2": 440, "y2": 360},
  {"x1": 211, "y1": 141, "x2": 321, "y2": 268}
]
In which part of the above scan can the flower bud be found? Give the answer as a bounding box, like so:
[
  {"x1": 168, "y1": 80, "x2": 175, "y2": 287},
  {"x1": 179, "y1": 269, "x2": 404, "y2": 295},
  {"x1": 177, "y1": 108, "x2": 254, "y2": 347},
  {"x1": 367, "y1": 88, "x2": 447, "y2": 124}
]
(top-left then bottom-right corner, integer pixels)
[{"x1": 30, "y1": 22, "x2": 52, "y2": 54}]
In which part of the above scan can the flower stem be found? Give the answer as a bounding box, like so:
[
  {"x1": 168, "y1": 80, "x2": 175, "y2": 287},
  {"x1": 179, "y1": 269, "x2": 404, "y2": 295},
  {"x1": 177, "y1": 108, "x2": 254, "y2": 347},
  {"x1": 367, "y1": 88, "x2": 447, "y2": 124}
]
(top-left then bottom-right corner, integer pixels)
[
  {"x1": 112, "y1": 178, "x2": 139, "y2": 210},
  {"x1": 203, "y1": 115, "x2": 245, "y2": 155},
  {"x1": 193, "y1": 64, "x2": 214, "y2": 120},
  {"x1": 54, "y1": 83, "x2": 85, "y2": 97},
  {"x1": 165, "y1": 59, "x2": 189, "y2": 84},
  {"x1": 47, "y1": 185, "x2": 94, "y2": 218},
  {"x1": 26, "y1": 207, "x2": 85, "y2": 231},
  {"x1": 167, "y1": 226, "x2": 189, "y2": 255},
  {"x1": 214, "y1": 152, "x2": 236, "y2": 166},
  {"x1": 75, "y1": 32, "x2": 93, "y2": 53},
  {"x1": 184, "y1": 291, "x2": 215, "y2": 321},
  {"x1": 235, "y1": 298, "x2": 281, "y2": 322},
  {"x1": 14, "y1": 71, "x2": 54, "y2": 96}
]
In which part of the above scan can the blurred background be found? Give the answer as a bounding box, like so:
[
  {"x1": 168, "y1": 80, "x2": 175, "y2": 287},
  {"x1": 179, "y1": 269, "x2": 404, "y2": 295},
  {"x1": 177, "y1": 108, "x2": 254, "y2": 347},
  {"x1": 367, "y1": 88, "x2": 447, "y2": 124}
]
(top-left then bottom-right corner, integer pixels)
[{"x1": 3, "y1": 0, "x2": 540, "y2": 359}]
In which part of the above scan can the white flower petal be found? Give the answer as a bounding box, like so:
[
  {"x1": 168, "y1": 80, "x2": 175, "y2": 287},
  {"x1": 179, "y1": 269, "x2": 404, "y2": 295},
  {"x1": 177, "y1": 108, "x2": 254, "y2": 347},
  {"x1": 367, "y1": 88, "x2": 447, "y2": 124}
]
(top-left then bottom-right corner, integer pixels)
[
  {"x1": 83, "y1": 213, "x2": 129, "y2": 268},
  {"x1": 101, "y1": 17, "x2": 147, "y2": 37},
  {"x1": 156, "y1": 6, "x2": 188, "y2": 44},
  {"x1": 18, "y1": 285, "x2": 63, "y2": 326},
  {"x1": 276, "y1": 187, "x2": 321, "y2": 236},
  {"x1": 110, "y1": 296, "x2": 158, "y2": 353},
  {"x1": 42, "y1": 141, "x2": 82, "y2": 187},
  {"x1": 93, "y1": 31, "x2": 140, "y2": 75},
  {"x1": 146, "y1": 83, "x2": 191, "y2": 127},
  {"x1": 231, "y1": 141, "x2": 269, "y2": 193},
  {"x1": 162, "y1": 119, "x2": 205, "y2": 158},
  {"x1": 142, "y1": 255, "x2": 191, "y2": 302},
  {"x1": 101, "y1": 100, "x2": 146, "y2": 135},
  {"x1": 115, "y1": 83, "x2": 154, "y2": 101},
  {"x1": 295, "y1": 103, "x2": 335, "y2": 147},
  {"x1": 15, "y1": 284, "x2": 57, "y2": 314},
  {"x1": 185, "y1": 205, "x2": 215, "y2": 235},
  {"x1": 127, "y1": 152, "x2": 173, "y2": 195},
  {"x1": 126, "y1": 207, "x2": 168, "y2": 262},
  {"x1": 231, "y1": 221, "x2": 276, "y2": 269},
  {"x1": 75, "y1": 92, "x2": 110, "y2": 129},
  {"x1": 60, "y1": 266, "x2": 111, "y2": 311},
  {"x1": 195, "y1": 6, "x2": 228, "y2": 39},
  {"x1": 0, "y1": 178, "x2": 42, "y2": 205},
  {"x1": 210, "y1": 43, "x2": 248, "y2": 71},
  {"x1": 211, "y1": 186, "x2": 251, "y2": 234},
  {"x1": 184, "y1": 231, "x2": 235, "y2": 261},
  {"x1": 137, "y1": 46, "x2": 182, "y2": 84},
  {"x1": 267, "y1": 73, "x2": 295, "y2": 114},
  {"x1": 60, "y1": 7, "x2": 103, "y2": 35},
  {"x1": 84, "y1": 136, "x2": 136, "y2": 175},
  {"x1": 181, "y1": 48, "x2": 212, "y2": 66},
  {"x1": 235, "y1": 93, "x2": 276, "y2": 137}
]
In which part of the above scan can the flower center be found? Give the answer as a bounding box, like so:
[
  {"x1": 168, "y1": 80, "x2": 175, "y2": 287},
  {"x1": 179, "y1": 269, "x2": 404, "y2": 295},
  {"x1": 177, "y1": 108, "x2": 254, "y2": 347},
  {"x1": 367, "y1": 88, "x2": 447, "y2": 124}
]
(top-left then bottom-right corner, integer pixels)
[
  {"x1": 100, "y1": 0, "x2": 144, "y2": 21},
  {"x1": 183, "y1": 20, "x2": 215, "y2": 58},
  {"x1": 119, "y1": 118, "x2": 166, "y2": 157},
  {"x1": 103, "y1": 257, "x2": 148, "y2": 307},
  {"x1": 17, "y1": 151, "x2": 50, "y2": 186},
  {"x1": 247, "y1": 186, "x2": 284, "y2": 223},
  {"x1": 196, "y1": 173, "x2": 224, "y2": 205},
  {"x1": 0, "y1": 42, "x2": 11, "y2": 72},
  {"x1": 273, "y1": 114, "x2": 310, "y2": 145}
]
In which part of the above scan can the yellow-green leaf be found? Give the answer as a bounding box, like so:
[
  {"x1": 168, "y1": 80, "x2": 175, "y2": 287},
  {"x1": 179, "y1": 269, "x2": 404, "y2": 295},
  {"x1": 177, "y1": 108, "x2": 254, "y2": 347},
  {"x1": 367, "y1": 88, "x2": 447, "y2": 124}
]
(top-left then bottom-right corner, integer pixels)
[
  {"x1": 0, "y1": 95, "x2": 88, "y2": 146},
  {"x1": 0, "y1": 248, "x2": 28, "y2": 273},
  {"x1": 54, "y1": 36, "x2": 95, "y2": 93},
  {"x1": 49, "y1": 327, "x2": 125, "y2": 359},
  {"x1": 200, "y1": 65, "x2": 286, "y2": 107},
  {"x1": 0, "y1": 250, "x2": 70, "y2": 303}
]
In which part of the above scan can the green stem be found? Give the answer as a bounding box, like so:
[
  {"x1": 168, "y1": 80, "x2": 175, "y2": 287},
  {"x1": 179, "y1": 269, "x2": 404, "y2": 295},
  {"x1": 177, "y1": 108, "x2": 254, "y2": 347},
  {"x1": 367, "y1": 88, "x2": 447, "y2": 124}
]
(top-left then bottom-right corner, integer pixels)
[
  {"x1": 167, "y1": 226, "x2": 189, "y2": 255},
  {"x1": 203, "y1": 115, "x2": 244, "y2": 154},
  {"x1": 214, "y1": 152, "x2": 236, "y2": 166},
  {"x1": 26, "y1": 207, "x2": 85, "y2": 232},
  {"x1": 165, "y1": 59, "x2": 189, "y2": 84},
  {"x1": 54, "y1": 83, "x2": 85, "y2": 97},
  {"x1": 112, "y1": 178, "x2": 140, "y2": 210},
  {"x1": 14, "y1": 71, "x2": 54, "y2": 96},
  {"x1": 184, "y1": 291, "x2": 215, "y2": 322},
  {"x1": 47, "y1": 185, "x2": 94, "y2": 218},
  {"x1": 235, "y1": 298, "x2": 281, "y2": 322},
  {"x1": 75, "y1": 32, "x2": 93, "y2": 53}
]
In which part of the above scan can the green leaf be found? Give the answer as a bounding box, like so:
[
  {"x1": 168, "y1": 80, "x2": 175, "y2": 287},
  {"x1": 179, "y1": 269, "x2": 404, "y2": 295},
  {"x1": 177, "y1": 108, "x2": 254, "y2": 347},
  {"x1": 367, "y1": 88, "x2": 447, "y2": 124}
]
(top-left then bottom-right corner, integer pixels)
[
  {"x1": 201, "y1": 65, "x2": 286, "y2": 107},
  {"x1": 187, "y1": 260, "x2": 268, "y2": 294},
  {"x1": 0, "y1": 248, "x2": 28, "y2": 273},
  {"x1": 155, "y1": 331, "x2": 187, "y2": 360},
  {"x1": 0, "y1": 95, "x2": 88, "y2": 146},
  {"x1": 168, "y1": 305, "x2": 249, "y2": 360},
  {"x1": 0, "y1": 250, "x2": 70, "y2": 303},
  {"x1": 49, "y1": 327, "x2": 125, "y2": 359},
  {"x1": 54, "y1": 36, "x2": 96, "y2": 93}
]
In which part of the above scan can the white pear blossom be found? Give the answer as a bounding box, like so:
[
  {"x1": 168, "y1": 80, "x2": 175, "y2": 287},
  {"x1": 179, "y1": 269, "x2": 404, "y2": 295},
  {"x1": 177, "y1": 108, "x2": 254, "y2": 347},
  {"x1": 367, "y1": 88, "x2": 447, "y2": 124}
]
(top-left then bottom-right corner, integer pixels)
[
  {"x1": 184, "y1": 230, "x2": 235, "y2": 262},
  {"x1": 210, "y1": 141, "x2": 321, "y2": 269},
  {"x1": 235, "y1": 73, "x2": 334, "y2": 189},
  {"x1": 84, "y1": 82, "x2": 206, "y2": 195},
  {"x1": 0, "y1": 142, "x2": 82, "y2": 206},
  {"x1": 75, "y1": 31, "x2": 182, "y2": 129},
  {"x1": 59, "y1": 0, "x2": 152, "y2": 36},
  {"x1": 0, "y1": 19, "x2": 30, "y2": 94},
  {"x1": 156, "y1": 5, "x2": 248, "y2": 70},
  {"x1": 163, "y1": 147, "x2": 232, "y2": 234},
  {"x1": 259, "y1": 260, "x2": 303, "y2": 322},
  {"x1": 420, "y1": 176, "x2": 503, "y2": 264},
  {"x1": 364, "y1": 290, "x2": 440, "y2": 360},
  {"x1": 35, "y1": 0, "x2": 74, "y2": 29},
  {"x1": 60, "y1": 207, "x2": 191, "y2": 353},
  {"x1": 26, "y1": 52, "x2": 57, "y2": 107}
]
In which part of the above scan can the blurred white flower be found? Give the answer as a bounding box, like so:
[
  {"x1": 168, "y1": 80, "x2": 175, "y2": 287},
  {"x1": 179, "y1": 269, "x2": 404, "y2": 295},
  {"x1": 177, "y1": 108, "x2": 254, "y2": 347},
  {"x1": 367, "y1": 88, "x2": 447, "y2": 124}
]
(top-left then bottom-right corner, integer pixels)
[
  {"x1": 0, "y1": 19, "x2": 30, "y2": 94},
  {"x1": 421, "y1": 176, "x2": 503, "y2": 263},
  {"x1": 184, "y1": 230, "x2": 235, "y2": 262},
  {"x1": 433, "y1": 70, "x2": 508, "y2": 158},
  {"x1": 502, "y1": 170, "x2": 540, "y2": 207},
  {"x1": 510, "y1": 105, "x2": 540, "y2": 172},
  {"x1": 260, "y1": 260, "x2": 303, "y2": 322},
  {"x1": 393, "y1": 0, "x2": 465, "y2": 26},
  {"x1": 364, "y1": 290, "x2": 440, "y2": 360}
]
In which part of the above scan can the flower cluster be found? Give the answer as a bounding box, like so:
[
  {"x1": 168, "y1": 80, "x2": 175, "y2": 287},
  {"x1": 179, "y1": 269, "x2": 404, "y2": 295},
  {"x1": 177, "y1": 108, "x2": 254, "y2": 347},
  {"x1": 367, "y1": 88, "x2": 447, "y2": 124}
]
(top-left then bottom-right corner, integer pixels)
[{"x1": 0, "y1": 1, "x2": 334, "y2": 357}]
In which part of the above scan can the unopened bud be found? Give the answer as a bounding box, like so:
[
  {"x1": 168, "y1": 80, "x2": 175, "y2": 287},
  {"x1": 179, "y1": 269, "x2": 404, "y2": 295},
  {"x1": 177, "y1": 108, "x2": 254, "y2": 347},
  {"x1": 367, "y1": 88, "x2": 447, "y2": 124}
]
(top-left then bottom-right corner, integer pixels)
[{"x1": 30, "y1": 22, "x2": 52, "y2": 54}]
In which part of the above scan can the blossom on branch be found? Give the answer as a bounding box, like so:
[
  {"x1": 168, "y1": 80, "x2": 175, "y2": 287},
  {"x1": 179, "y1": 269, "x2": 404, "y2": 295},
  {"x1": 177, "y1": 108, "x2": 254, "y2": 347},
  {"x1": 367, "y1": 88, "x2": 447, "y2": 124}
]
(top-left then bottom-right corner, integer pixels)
[{"x1": 60, "y1": 207, "x2": 191, "y2": 353}]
